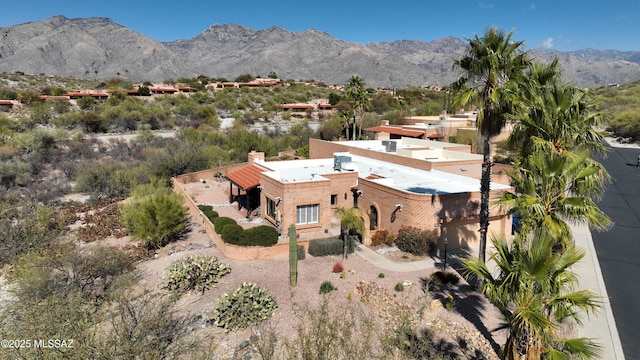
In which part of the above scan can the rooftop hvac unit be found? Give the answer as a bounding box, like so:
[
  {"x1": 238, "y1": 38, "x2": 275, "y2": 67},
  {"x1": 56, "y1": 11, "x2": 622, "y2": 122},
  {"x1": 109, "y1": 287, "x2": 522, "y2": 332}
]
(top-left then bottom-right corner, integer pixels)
[
  {"x1": 381, "y1": 140, "x2": 397, "y2": 152},
  {"x1": 333, "y1": 155, "x2": 352, "y2": 171}
]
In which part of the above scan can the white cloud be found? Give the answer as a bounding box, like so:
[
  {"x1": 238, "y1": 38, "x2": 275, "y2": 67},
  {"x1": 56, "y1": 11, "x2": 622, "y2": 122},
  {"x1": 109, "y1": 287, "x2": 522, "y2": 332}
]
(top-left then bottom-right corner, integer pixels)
[
  {"x1": 477, "y1": 2, "x2": 494, "y2": 9},
  {"x1": 539, "y1": 38, "x2": 554, "y2": 49},
  {"x1": 529, "y1": 3, "x2": 536, "y2": 11}
]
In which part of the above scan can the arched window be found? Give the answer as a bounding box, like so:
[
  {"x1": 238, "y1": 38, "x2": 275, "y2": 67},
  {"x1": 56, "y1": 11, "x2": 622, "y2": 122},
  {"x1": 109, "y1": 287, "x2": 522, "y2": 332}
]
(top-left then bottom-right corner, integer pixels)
[{"x1": 369, "y1": 205, "x2": 378, "y2": 230}]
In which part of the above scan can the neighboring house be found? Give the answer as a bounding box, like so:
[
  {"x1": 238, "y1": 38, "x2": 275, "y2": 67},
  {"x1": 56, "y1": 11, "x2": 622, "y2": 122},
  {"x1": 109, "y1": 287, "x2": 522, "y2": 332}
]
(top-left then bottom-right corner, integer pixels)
[
  {"x1": 0, "y1": 100, "x2": 16, "y2": 110},
  {"x1": 364, "y1": 124, "x2": 428, "y2": 140},
  {"x1": 62, "y1": 91, "x2": 109, "y2": 100},
  {"x1": 280, "y1": 103, "x2": 315, "y2": 113},
  {"x1": 149, "y1": 86, "x2": 178, "y2": 95},
  {"x1": 223, "y1": 137, "x2": 511, "y2": 252}
]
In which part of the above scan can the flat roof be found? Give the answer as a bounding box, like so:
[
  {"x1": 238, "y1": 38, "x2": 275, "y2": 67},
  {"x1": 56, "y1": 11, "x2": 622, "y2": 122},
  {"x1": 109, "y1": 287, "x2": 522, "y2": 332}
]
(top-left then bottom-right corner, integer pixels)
[
  {"x1": 331, "y1": 138, "x2": 482, "y2": 162},
  {"x1": 260, "y1": 153, "x2": 508, "y2": 195}
]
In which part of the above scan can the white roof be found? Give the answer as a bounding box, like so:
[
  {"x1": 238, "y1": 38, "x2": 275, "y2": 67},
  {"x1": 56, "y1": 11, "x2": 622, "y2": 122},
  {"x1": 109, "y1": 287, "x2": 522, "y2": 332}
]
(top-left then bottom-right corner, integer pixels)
[{"x1": 260, "y1": 153, "x2": 509, "y2": 195}]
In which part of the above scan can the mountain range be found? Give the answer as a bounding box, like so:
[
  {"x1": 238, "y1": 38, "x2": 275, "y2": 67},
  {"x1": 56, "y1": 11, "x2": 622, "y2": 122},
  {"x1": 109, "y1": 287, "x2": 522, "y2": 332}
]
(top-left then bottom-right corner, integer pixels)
[{"x1": 1, "y1": 15, "x2": 640, "y2": 89}]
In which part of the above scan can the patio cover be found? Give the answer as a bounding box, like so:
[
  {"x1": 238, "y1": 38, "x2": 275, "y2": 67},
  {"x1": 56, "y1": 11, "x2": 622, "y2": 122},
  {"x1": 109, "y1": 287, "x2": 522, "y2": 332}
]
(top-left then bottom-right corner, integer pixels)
[{"x1": 225, "y1": 165, "x2": 264, "y2": 190}]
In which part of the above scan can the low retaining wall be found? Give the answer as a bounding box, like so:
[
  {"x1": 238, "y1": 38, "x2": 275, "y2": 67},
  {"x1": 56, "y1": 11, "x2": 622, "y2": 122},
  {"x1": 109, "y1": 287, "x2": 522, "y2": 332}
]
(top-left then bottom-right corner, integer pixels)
[{"x1": 172, "y1": 175, "x2": 308, "y2": 261}]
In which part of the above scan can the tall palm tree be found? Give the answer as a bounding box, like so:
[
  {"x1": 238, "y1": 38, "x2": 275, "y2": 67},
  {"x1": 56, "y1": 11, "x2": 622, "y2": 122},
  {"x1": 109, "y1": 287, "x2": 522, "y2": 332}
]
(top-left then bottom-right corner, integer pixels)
[
  {"x1": 497, "y1": 151, "x2": 612, "y2": 247},
  {"x1": 335, "y1": 207, "x2": 365, "y2": 259},
  {"x1": 502, "y1": 59, "x2": 611, "y2": 246},
  {"x1": 463, "y1": 234, "x2": 602, "y2": 360},
  {"x1": 507, "y1": 59, "x2": 607, "y2": 160},
  {"x1": 346, "y1": 76, "x2": 368, "y2": 140},
  {"x1": 452, "y1": 27, "x2": 531, "y2": 263}
]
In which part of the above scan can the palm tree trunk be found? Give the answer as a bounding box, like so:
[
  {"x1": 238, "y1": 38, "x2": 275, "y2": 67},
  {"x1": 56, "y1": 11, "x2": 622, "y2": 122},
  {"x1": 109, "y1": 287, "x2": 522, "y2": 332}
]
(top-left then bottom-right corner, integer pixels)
[
  {"x1": 352, "y1": 114, "x2": 356, "y2": 141},
  {"x1": 505, "y1": 328, "x2": 543, "y2": 360},
  {"x1": 479, "y1": 137, "x2": 491, "y2": 264}
]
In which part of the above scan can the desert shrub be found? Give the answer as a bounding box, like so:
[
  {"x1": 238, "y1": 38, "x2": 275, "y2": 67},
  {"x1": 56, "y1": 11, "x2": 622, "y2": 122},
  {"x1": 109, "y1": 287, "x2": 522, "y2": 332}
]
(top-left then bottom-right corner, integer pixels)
[
  {"x1": 378, "y1": 272, "x2": 385, "y2": 278},
  {"x1": 394, "y1": 226, "x2": 438, "y2": 256},
  {"x1": 197, "y1": 204, "x2": 218, "y2": 222},
  {"x1": 121, "y1": 186, "x2": 188, "y2": 250},
  {"x1": 371, "y1": 229, "x2": 394, "y2": 247},
  {"x1": 74, "y1": 160, "x2": 136, "y2": 200},
  {"x1": 277, "y1": 298, "x2": 392, "y2": 360},
  {"x1": 213, "y1": 216, "x2": 237, "y2": 233},
  {"x1": 208, "y1": 282, "x2": 278, "y2": 331},
  {"x1": 0, "y1": 202, "x2": 65, "y2": 266},
  {"x1": 445, "y1": 295, "x2": 455, "y2": 311},
  {"x1": 221, "y1": 224, "x2": 244, "y2": 244},
  {"x1": 102, "y1": 291, "x2": 206, "y2": 359},
  {"x1": 332, "y1": 261, "x2": 344, "y2": 273},
  {"x1": 239, "y1": 225, "x2": 278, "y2": 246},
  {"x1": 394, "y1": 283, "x2": 405, "y2": 292},
  {"x1": 297, "y1": 244, "x2": 306, "y2": 260},
  {"x1": 319, "y1": 281, "x2": 337, "y2": 294},
  {"x1": 161, "y1": 255, "x2": 231, "y2": 294},
  {"x1": 308, "y1": 237, "x2": 354, "y2": 257},
  {"x1": 9, "y1": 243, "x2": 135, "y2": 301},
  {"x1": 430, "y1": 271, "x2": 460, "y2": 286}
]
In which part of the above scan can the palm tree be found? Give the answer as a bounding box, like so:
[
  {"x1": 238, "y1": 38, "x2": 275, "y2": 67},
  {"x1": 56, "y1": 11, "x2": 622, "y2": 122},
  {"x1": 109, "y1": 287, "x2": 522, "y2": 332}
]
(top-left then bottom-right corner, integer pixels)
[
  {"x1": 497, "y1": 151, "x2": 612, "y2": 247},
  {"x1": 507, "y1": 59, "x2": 607, "y2": 160},
  {"x1": 463, "y1": 234, "x2": 602, "y2": 360},
  {"x1": 346, "y1": 76, "x2": 368, "y2": 140},
  {"x1": 501, "y1": 59, "x2": 612, "y2": 247},
  {"x1": 335, "y1": 207, "x2": 366, "y2": 259},
  {"x1": 452, "y1": 27, "x2": 531, "y2": 263}
]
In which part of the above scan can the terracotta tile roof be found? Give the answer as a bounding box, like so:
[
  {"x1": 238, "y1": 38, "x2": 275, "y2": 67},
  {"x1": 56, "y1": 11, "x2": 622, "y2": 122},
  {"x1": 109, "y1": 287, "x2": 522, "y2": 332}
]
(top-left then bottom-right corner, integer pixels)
[
  {"x1": 364, "y1": 126, "x2": 424, "y2": 138},
  {"x1": 281, "y1": 104, "x2": 314, "y2": 109},
  {"x1": 225, "y1": 165, "x2": 264, "y2": 190},
  {"x1": 63, "y1": 92, "x2": 109, "y2": 97}
]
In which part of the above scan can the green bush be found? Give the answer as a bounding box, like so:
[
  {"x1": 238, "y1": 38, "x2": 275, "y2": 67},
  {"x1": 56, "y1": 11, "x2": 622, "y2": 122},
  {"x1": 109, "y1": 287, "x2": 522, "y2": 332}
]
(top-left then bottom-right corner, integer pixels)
[
  {"x1": 371, "y1": 229, "x2": 394, "y2": 247},
  {"x1": 378, "y1": 272, "x2": 385, "y2": 278},
  {"x1": 319, "y1": 281, "x2": 337, "y2": 294},
  {"x1": 239, "y1": 225, "x2": 278, "y2": 246},
  {"x1": 308, "y1": 237, "x2": 354, "y2": 257},
  {"x1": 161, "y1": 255, "x2": 231, "y2": 294},
  {"x1": 394, "y1": 226, "x2": 438, "y2": 256},
  {"x1": 394, "y1": 283, "x2": 405, "y2": 292},
  {"x1": 221, "y1": 224, "x2": 244, "y2": 244},
  {"x1": 207, "y1": 282, "x2": 278, "y2": 331},
  {"x1": 121, "y1": 186, "x2": 188, "y2": 250},
  {"x1": 197, "y1": 204, "x2": 218, "y2": 222},
  {"x1": 213, "y1": 216, "x2": 237, "y2": 233},
  {"x1": 297, "y1": 244, "x2": 306, "y2": 260},
  {"x1": 430, "y1": 271, "x2": 460, "y2": 286}
]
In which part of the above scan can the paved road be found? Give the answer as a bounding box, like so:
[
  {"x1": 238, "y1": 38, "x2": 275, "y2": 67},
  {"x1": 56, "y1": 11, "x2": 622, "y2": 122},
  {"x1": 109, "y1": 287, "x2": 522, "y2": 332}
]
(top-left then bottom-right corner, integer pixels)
[{"x1": 592, "y1": 145, "x2": 640, "y2": 360}]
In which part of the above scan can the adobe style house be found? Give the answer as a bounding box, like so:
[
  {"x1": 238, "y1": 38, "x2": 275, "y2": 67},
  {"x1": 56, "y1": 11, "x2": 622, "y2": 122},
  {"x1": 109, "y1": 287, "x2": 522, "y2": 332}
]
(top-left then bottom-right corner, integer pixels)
[
  {"x1": 223, "y1": 138, "x2": 512, "y2": 252},
  {"x1": 0, "y1": 100, "x2": 15, "y2": 110}
]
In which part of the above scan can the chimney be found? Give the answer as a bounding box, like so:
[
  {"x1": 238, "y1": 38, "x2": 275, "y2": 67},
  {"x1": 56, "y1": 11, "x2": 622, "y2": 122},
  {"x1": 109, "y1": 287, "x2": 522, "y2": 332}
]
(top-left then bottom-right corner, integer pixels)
[
  {"x1": 248, "y1": 150, "x2": 265, "y2": 164},
  {"x1": 375, "y1": 132, "x2": 390, "y2": 140},
  {"x1": 381, "y1": 119, "x2": 390, "y2": 126}
]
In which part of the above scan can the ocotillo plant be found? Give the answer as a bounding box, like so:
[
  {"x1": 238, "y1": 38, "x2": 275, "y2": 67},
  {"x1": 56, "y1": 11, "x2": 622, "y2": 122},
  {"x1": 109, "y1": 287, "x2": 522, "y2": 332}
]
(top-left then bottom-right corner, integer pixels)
[{"x1": 288, "y1": 224, "x2": 297, "y2": 287}]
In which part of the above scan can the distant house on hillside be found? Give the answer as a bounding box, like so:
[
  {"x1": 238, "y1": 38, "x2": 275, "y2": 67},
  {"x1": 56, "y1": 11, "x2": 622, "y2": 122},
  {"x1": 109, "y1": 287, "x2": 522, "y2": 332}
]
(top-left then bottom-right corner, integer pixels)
[
  {"x1": 280, "y1": 103, "x2": 315, "y2": 113},
  {"x1": 0, "y1": 100, "x2": 15, "y2": 110},
  {"x1": 63, "y1": 91, "x2": 109, "y2": 100}
]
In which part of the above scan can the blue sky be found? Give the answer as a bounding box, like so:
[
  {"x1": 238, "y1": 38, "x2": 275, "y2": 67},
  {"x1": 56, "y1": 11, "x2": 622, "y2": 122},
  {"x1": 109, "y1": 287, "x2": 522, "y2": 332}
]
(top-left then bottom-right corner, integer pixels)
[{"x1": 1, "y1": 1, "x2": 638, "y2": 52}]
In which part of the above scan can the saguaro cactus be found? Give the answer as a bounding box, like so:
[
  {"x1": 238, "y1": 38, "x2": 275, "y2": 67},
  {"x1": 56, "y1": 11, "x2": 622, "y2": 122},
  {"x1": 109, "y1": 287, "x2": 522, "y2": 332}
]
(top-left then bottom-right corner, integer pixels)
[{"x1": 288, "y1": 224, "x2": 297, "y2": 287}]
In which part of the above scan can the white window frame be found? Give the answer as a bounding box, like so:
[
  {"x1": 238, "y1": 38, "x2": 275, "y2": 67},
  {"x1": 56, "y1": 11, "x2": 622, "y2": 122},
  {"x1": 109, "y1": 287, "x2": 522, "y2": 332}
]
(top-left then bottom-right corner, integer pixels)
[{"x1": 296, "y1": 204, "x2": 319, "y2": 225}]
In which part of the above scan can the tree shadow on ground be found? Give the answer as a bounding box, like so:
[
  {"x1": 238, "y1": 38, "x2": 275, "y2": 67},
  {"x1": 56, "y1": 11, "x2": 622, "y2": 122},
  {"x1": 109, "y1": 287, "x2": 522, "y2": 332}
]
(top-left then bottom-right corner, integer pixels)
[{"x1": 420, "y1": 248, "x2": 503, "y2": 356}]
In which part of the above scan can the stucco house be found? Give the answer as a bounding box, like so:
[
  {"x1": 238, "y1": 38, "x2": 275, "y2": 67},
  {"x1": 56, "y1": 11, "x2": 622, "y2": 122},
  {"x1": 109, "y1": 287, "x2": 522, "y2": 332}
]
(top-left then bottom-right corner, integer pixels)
[{"x1": 223, "y1": 138, "x2": 512, "y2": 252}]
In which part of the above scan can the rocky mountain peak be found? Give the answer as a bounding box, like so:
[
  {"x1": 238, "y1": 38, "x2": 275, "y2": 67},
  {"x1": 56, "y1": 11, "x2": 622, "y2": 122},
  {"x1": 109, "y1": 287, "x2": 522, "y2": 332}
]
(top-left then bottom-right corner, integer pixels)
[{"x1": 0, "y1": 16, "x2": 639, "y2": 88}]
